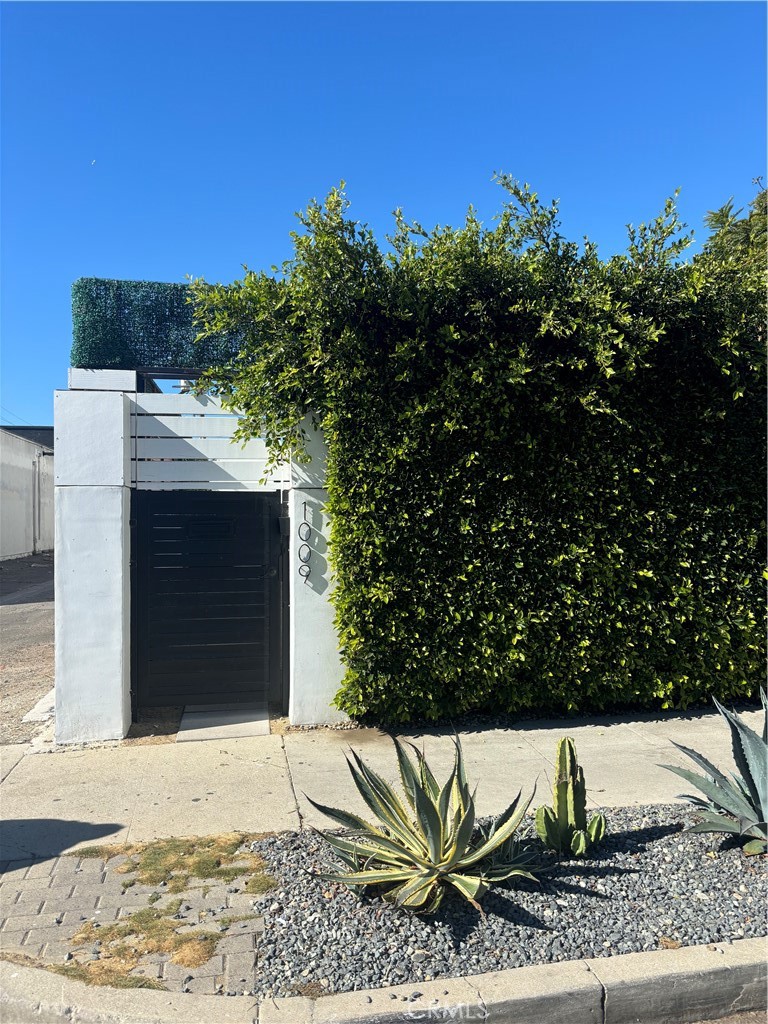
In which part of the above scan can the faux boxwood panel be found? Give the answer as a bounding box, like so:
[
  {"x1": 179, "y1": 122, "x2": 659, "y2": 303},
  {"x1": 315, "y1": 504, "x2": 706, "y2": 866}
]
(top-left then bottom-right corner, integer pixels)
[
  {"x1": 193, "y1": 181, "x2": 766, "y2": 722},
  {"x1": 71, "y1": 277, "x2": 238, "y2": 370}
]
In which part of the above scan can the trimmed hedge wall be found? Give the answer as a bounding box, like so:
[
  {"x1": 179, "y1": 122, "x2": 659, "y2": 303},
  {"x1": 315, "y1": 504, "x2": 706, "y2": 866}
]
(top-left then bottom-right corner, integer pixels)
[{"x1": 192, "y1": 180, "x2": 766, "y2": 721}]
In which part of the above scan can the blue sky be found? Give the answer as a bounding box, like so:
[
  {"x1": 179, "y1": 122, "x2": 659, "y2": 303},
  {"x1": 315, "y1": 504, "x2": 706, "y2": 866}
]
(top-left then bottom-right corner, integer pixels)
[{"x1": 1, "y1": 1, "x2": 765, "y2": 425}]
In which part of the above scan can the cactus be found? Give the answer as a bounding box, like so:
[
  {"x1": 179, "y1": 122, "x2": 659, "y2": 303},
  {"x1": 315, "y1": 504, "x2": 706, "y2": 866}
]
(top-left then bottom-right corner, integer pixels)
[{"x1": 535, "y1": 737, "x2": 606, "y2": 857}]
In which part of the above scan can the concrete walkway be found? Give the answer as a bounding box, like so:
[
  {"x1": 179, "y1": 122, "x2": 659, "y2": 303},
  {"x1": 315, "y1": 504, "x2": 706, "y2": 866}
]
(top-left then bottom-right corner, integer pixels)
[{"x1": 0, "y1": 705, "x2": 761, "y2": 863}]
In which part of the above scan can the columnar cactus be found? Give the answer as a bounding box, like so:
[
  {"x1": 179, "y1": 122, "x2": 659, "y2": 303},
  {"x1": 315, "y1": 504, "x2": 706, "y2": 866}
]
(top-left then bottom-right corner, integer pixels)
[{"x1": 535, "y1": 737, "x2": 606, "y2": 857}]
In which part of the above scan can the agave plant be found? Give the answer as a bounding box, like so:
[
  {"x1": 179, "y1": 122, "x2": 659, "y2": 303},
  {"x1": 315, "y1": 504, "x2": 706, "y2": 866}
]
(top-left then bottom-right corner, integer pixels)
[
  {"x1": 306, "y1": 737, "x2": 537, "y2": 912},
  {"x1": 662, "y1": 689, "x2": 767, "y2": 856}
]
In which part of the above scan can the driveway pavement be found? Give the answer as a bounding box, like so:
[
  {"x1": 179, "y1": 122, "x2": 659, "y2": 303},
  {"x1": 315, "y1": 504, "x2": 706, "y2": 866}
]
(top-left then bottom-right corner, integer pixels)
[{"x1": 0, "y1": 552, "x2": 54, "y2": 744}]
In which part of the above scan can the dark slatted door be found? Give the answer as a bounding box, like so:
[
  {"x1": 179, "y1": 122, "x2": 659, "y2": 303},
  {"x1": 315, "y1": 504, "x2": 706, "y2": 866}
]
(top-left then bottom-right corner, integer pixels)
[{"x1": 133, "y1": 491, "x2": 279, "y2": 707}]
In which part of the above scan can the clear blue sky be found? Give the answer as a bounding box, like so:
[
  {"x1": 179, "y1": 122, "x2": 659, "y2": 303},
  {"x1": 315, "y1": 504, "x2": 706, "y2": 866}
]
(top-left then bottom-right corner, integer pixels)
[{"x1": 1, "y1": 1, "x2": 765, "y2": 425}]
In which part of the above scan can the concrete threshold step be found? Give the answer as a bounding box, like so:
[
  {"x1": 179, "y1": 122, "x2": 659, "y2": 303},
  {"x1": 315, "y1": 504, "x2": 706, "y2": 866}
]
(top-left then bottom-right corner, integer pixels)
[{"x1": 177, "y1": 703, "x2": 269, "y2": 742}]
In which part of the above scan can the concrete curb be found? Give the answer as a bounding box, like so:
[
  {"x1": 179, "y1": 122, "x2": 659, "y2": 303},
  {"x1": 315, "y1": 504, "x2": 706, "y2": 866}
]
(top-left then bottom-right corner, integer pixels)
[{"x1": 1, "y1": 939, "x2": 765, "y2": 1024}]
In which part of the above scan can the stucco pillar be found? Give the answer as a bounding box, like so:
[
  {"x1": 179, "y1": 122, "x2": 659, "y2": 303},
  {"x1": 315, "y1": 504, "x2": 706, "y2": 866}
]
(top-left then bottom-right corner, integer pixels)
[
  {"x1": 54, "y1": 390, "x2": 132, "y2": 743},
  {"x1": 288, "y1": 422, "x2": 347, "y2": 726}
]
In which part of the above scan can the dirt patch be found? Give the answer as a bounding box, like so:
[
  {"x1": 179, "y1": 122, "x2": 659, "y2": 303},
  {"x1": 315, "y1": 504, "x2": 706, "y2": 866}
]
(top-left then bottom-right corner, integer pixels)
[
  {"x1": 124, "y1": 707, "x2": 183, "y2": 745},
  {"x1": 269, "y1": 713, "x2": 291, "y2": 735},
  {"x1": 294, "y1": 980, "x2": 327, "y2": 998}
]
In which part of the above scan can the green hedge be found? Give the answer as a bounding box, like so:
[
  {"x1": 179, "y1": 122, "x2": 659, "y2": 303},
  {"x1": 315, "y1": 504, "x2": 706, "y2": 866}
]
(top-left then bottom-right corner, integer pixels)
[
  {"x1": 192, "y1": 180, "x2": 767, "y2": 721},
  {"x1": 71, "y1": 277, "x2": 238, "y2": 370}
]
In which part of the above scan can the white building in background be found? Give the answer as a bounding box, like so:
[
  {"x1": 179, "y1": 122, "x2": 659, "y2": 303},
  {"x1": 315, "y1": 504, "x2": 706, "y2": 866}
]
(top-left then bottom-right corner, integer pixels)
[
  {"x1": 0, "y1": 426, "x2": 54, "y2": 559},
  {"x1": 54, "y1": 369, "x2": 346, "y2": 744}
]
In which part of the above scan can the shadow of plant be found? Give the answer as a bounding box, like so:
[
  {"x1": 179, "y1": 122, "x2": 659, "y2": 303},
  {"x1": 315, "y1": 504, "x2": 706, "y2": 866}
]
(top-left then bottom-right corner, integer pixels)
[
  {"x1": 594, "y1": 822, "x2": 682, "y2": 856},
  {"x1": 423, "y1": 886, "x2": 552, "y2": 951}
]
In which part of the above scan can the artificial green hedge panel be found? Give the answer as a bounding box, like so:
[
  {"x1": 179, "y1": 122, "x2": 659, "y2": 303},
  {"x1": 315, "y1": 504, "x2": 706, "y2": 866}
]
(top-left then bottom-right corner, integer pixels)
[
  {"x1": 192, "y1": 180, "x2": 766, "y2": 722},
  {"x1": 71, "y1": 277, "x2": 238, "y2": 370}
]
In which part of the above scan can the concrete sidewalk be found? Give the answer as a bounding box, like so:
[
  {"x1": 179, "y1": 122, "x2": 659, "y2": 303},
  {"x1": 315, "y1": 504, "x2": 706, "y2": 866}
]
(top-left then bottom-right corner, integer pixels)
[{"x1": 0, "y1": 705, "x2": 761, "y2": 863}]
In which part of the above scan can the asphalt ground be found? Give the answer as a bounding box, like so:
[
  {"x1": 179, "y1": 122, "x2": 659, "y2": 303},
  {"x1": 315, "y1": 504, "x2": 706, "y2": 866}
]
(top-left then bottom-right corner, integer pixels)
[{"x1": 0, "y1": 552, "x2": 54, "y2": 744}]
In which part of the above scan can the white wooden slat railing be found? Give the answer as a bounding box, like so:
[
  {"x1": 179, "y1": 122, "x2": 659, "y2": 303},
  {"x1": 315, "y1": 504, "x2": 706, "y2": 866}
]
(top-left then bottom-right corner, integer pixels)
[
  {"x1": 134, "y1": 416, "x2": 242, "y2": 438},
  {"x1": 130, "y1": 394, "x2": 288, "y2": 491},
  {"x1": 136, "y1": 437, "x2": 267, "y2": 460}
]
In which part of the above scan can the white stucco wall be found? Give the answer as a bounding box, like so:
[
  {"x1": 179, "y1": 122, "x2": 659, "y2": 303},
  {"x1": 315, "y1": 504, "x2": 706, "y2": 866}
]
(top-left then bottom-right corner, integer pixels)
[
  {"x1": 55, "y1": 390, "x2": 131, "y2": 487},
  {"x1": 37, "y1": 453, "x2": 55, "y2": 552},
  {"x1": 289, "y1": 422, "x2": 347, "y2": 726},
  {"x1": 0, "y1": 430, "x2": 54, "y2": 559},
  {"x1": 54, "y1": 390, "x2": 131, "y2": 744},
  {"x1": 54, "y1": 383, "x2": 346, "y2": 740},
  {"x1": 54, "y1": 485, "x2": 131, "y2": 743}
]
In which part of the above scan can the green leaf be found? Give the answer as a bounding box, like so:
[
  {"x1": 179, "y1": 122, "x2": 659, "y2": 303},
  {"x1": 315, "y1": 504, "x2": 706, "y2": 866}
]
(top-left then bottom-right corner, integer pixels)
[
  {"x1": 712, "y1": 697, "x2": 767, "y2": 823},
  {"x1": 662, "y1": 764, "x2": 758, "y2": 825},
  {"x1": 317, "y1": 866, "x2": 417, "y2": 886},
  {"x1": 446, "y1": 872, "x2": 488, "y2": 903},
  {"x1": 303, "y1": 796, "x2": 378, "y2": 834},
  {"x1": 461, "y1": 789, "x2": 533, "y2": 867}
]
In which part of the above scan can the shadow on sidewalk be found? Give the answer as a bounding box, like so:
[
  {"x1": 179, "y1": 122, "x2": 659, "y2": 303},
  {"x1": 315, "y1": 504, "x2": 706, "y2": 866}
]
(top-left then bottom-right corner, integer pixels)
[{"x1": 0, "y1": 818, "x2": 124, "y2": 864}]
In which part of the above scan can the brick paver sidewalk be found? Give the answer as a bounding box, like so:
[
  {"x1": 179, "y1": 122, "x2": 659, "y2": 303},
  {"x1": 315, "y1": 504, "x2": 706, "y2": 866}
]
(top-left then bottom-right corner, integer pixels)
[{"x1": 0, "y1": 852, "x2": 265, "y2": 994}]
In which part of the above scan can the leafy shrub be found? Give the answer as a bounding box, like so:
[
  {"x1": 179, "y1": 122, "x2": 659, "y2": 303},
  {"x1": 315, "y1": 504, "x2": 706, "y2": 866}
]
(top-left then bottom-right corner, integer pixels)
[
  {"x1": 662, "y1": 689, "x2": 767, "y2": 855},
  {"x1": 535, "y1": 737, "x2": 606, "y2": 857},
  {"x1": 307, "y1": 737, "x2": 537, "y2": 912},
  {"x1": 192, "y1": 180, "x2": 766, "y2": 721}
]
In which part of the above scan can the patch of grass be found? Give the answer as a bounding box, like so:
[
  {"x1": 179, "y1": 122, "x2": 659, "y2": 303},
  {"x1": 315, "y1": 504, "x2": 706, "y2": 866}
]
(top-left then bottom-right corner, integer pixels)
[
  {"x1": 83, "y1": 833, "x2": 268, "y2": 890},
  {"x1": 171, "y1": 936, "x2": 218, "y2": 968},
  {"x1": 198, "y1": 865, "x2": 246, "y2": 884},
  {"x1": 75, "y1": 845, "x2": 117, "y2": 860},
  {"x1": 54, "y1": 833, "x2": 274, "y2": 988},
  {"x1": 0, "y1": 951, "x2": 43, "y2": 969},
  {"x1": 245, "y1": 872, "x2": 277, "y2": 895},
  {"x1": 108, "y1": 943, "x2": 135, "y2": 960},
  {"x1": 71, "y1": 901, "x2": 217, "y2": 969},
  {"x1": 50, "y1": 962, "x2": 165, "y2": 990},
  {"x1": 0, "y1": 950, "x2": 165, "y2": 992}
]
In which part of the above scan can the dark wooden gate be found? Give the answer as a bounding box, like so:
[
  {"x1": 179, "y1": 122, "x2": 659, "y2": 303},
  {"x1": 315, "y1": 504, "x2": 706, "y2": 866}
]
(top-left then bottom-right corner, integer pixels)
[{"x1": 132, "y1": 491, "x2": 284, "y2": 709}]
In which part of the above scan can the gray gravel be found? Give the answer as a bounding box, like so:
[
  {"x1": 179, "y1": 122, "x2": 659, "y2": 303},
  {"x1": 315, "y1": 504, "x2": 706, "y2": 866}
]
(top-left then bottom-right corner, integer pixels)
[{"x1": 249, "y1": 805, "x2": 766, "y2": 998}]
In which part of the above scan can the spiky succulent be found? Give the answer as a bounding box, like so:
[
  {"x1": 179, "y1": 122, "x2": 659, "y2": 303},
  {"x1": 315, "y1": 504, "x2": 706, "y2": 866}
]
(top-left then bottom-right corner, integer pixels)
[
  {"x1": 306, "y1": 737, "x2": 537, "y2": 912},
  {"x1": 535, "y1": 737, "x2": 606, "y2": 857},
  {"x1": 662, "y1": 689, "x2": 767, "y2": 856}
]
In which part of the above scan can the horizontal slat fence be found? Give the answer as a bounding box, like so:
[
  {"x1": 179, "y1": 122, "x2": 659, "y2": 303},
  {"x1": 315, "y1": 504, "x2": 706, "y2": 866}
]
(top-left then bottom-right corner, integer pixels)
[
  {"x1": 136, "y1": 437, "x2": 267, "y2": 460},
  {"x1": 131, "y1": 394, "x2": 288, "y2": 491}
]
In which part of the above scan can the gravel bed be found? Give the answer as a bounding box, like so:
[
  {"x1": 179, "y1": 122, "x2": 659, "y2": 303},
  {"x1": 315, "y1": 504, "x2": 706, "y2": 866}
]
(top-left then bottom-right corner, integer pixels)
[{"x1": 249, "y1": 804, "x2": 766, "y2": 998}]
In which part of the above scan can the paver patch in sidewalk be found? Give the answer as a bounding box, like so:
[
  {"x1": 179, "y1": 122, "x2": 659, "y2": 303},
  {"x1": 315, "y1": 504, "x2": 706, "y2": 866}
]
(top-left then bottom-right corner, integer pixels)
[{"x1": 0, "y1": 833, "x2": 276, "y2": 994}]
